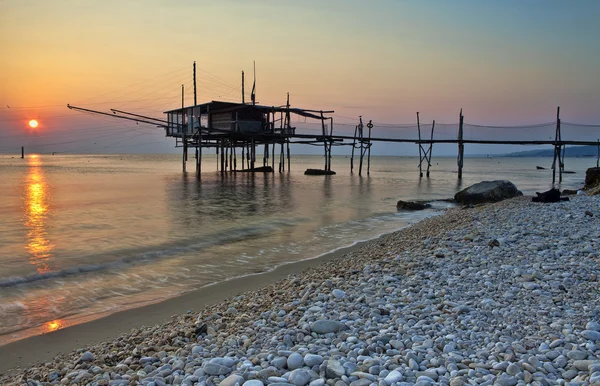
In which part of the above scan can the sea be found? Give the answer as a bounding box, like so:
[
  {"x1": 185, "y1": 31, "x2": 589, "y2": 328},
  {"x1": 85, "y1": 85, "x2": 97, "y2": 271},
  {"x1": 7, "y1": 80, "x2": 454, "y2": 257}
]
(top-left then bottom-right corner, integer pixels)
[{"x1": 0, "y1": 153, "x2": 593, "y2": 345}]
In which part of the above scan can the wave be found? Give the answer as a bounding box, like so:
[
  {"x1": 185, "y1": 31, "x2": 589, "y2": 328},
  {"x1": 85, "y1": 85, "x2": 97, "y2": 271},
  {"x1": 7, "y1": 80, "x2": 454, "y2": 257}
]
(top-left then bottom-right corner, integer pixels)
[{"x1": 0, "y1": 222, "x2": 288, "y2": 288}]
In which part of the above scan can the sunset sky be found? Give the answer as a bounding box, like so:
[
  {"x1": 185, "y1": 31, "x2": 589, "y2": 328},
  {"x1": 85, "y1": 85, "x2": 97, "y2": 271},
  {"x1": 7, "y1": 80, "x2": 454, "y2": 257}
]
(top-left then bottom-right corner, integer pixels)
[{"x1": 1, "y1": 0, "x2": 599, "y2": 155}]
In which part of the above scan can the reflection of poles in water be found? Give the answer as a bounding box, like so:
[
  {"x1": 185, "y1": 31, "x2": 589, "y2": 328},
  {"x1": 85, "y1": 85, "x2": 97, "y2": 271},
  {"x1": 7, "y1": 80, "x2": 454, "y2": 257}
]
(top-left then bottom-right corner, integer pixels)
[{"x1": 24, "y1": 156, "x2": 55, "y2": 274}]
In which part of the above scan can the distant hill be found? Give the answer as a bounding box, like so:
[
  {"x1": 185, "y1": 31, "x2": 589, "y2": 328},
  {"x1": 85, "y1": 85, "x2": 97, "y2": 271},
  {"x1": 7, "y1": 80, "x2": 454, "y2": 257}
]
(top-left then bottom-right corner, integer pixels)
[{"x1": 503, "y1": 145, "x2": 598, "y2": 157}]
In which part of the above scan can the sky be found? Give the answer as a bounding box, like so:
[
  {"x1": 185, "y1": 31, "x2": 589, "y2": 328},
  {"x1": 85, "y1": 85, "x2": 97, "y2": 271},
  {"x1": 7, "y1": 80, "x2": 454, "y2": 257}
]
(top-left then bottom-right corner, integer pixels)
[{"x1": 1, "y1": 0, "x2": 599, "y2": 155}]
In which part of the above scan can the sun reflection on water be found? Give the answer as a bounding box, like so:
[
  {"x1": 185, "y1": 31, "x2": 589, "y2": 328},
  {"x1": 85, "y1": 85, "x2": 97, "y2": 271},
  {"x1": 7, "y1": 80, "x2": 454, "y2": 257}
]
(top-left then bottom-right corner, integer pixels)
[
  {"x1": 44, "y1": 319, "x2": 63, "y2": 333},
  {"x1": 24, "y1": 155, "x2": 55, "y2": 274}
]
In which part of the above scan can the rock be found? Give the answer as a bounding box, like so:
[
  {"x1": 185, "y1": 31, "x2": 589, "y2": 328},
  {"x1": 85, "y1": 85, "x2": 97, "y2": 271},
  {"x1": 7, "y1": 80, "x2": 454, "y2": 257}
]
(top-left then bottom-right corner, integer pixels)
[
  {"x1": 211, "y1": 357, "x2": 236, "y2": 367},
  {"x1": 326, "y1": 360, "x2": 346, "y2": 378},
  {"x1": 305, "y1": 169, "x2": 336, "y2": 176},
  {"x1": 288, "y1": 369, "x2": 312, "y2": 386},
  {"x1": 506, "y1": 363, "x2": 520, "y2": 376},
  {"x1": 309, "y1": 380, "x2": 325, "y2": 386},
  {"x1": 220, "y1": 374, "x2": 245, "y2": 386},
  {"x1": 586, "y1": 321, "x2": 600, "y2": 331},
  {"x1": 585, "y1": 167, "x2": 600, "y2": 188},
  {"x1": 562, "y1": 189, "x2": 578, "y2": 195},
  {"x1": 573, "y1": 360, "x2": 593, "y2": 371},
  {"x1": 531, "y1": 188, "x2": 566, "y2": 203},
  {"x1": 396, "y1": 200, "x2": 432, "y2": 210},
  {"x1": 78, "y1": 351, "x2": 95, "y2": 363},
  {"x1": 384, "y1": 370, "x2": 403, "y2": 385},
  {"x1": 567, "y1": 350, "x2": 588, "y2": 360},
  {"x1": 349, "y1": 379, "x2": 371, "y2": 386},
  {"x1": 454, "y1": 180, "x2": 522, "y2": 205},
  {"x1": 203, "y1": 362, "x2": 231, "y2": 376},
  {"x1": 495, "y1": 373, "x2": 518, "y2": 386},
  {"x1": 332, "y1": 289, "x2": 345, "y2": 299},
  {"x1": 586, "y1": 210, "x2": 594, "y2": 217},
  {"x1": 243, "y1": 381, "x2": 265, "y2": 386},
  {"x1": 304, "y1": 354, "x2": 324, "y2": 367},
  {"x1": 488, "y1": 239, "x2": 500, "y2": 248},
  {"x1": 310, "y1": 320, "x2": 345, "y2": 334},
  {"x1": 287, "y1": 353, "x2": 304, "y2": 370},
  {"x1": 449, "y1": 378, "x2": 465, "y2": 386},
  {"x1": 581, "y1": 330, "x2": 600, "y2": 341}
]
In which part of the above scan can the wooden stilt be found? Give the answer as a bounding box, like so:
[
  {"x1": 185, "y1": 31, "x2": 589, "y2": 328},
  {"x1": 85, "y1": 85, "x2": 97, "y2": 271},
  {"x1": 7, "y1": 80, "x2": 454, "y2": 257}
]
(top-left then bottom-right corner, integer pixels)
[
  {"x1": 457, "y1": 110, "x2": 464, "y2": 179},
  {"x1": 426, "y1": 121, "x2": 435, "y2": 177},
  {"x1": 182, "y1": 140, "x2": 187, "y2": 172},
  {"x1": 366, "y1": 119, "x2": 372, "y2": 175},
  {"x1": 251, "y1": 138, "x2": 255, "y2": 170},
  {"x1": 351, "y1": 120, "x2": 358, "y2": 174},
  {"x1": 552, "y1": 107, "x2": 562, "y2": 185},
  {"x1": 233, "y1": 145, "x2": 237, "y2": 171},
  {"x1": 287, "y1": 140, "x2": 291, "y2": 172},
  {"x1": 417, "y1": 112, "x2": 423, "y2": 178}
]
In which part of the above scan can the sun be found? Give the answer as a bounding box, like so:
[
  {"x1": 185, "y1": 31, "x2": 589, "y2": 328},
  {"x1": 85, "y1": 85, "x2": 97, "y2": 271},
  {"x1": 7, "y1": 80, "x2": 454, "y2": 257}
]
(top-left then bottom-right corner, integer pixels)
[{"x1": 29, "y1": 119, "x2": 39, "y2": 128}]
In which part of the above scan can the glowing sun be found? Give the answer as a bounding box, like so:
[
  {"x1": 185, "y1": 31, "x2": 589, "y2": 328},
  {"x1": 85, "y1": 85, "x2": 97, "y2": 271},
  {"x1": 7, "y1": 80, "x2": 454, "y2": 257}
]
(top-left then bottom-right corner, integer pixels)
[{"x1": 29, "y1": 119, "x2": 39, "y2": 128}]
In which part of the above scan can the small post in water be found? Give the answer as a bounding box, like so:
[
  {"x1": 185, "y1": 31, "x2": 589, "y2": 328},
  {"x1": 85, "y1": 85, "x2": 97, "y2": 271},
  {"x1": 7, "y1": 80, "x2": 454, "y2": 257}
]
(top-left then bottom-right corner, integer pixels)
[{"x1": 21, "y1": 146, "x2": 24, "y2": 159}]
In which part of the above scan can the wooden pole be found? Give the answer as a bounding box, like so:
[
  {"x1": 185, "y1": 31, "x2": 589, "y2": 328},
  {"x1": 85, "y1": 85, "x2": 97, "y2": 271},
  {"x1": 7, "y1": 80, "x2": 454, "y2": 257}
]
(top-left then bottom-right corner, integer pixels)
[
  {"x1": 417, "y1": 112, "x2": 423, "y2": 177},
  {"x1": 251, "y1": 137, "x2": 255, "y2": 170},
  {"x1": 193, "y1": 61, "x2": 197, "y2": 106},
  {"x1": 272, "y1": 142, "x2": 275, "y2": 170},
  {"x1": 182, "y1": 143, "x2": 186, "y2": 172},
  {"x1": 233, "y1": 145, "x2": 237, "y2": 171},
  {"x1": 198, "y1": 125, "x2": 202, "y2": 176},
  {"x1": 221, "y1": 141, "x2": 225, "y2": 174},
  {"x1": 358, "y1": 117, "x2": 364, "y2": 176},
  {"x1": 287, "y1": 139, "x2": 291, "y2": 172},
  {"x1": 457, "y1": 109, "x2": 464, "y2": 179},
  {"x1": 426, "y1": 120, "x2": 435, "y2": 177},
  {"x1": 21, "y1": 146, "x2": 24, "y2": 159},
  {"x1": 552, "y1": 107, "x2": 561, "y2": 185},
  {"x1": 367, "y1": 119, "x2": 372, "y2": 175},
  {"x1": 241, "y1": 71, "x2": 245, "y2": 104},
  {"x1": 351, "y1": 121, "x2": 358, "y2": 174}
]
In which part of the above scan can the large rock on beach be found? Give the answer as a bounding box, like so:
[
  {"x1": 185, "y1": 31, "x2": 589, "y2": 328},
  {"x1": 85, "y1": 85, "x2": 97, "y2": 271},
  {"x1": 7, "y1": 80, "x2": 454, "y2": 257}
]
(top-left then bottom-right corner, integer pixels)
[
  {"x1": 454, "y1": 180, "x2": 522, "y2": 204},
  {"x1": 396, "y1": 200, "x2": 431, "y2": 210},
  {"x1": 310, "y1": 320, "x2": 345, "y2": 334},
  {"x1": 584, "y1": 167, "x2": 600, "y2": 195}
]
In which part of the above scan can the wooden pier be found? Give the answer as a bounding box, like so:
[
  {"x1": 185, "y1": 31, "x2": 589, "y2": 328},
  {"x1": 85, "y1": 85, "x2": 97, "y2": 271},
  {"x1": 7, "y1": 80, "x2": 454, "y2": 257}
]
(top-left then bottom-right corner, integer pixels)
[{"x1": 67, "y1": 64, "x2": 600, "y2": 185}]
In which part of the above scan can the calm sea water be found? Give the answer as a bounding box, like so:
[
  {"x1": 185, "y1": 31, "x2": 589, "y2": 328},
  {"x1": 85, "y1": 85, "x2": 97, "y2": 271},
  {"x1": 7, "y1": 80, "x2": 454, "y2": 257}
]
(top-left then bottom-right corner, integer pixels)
[{"x1": 0, "y1": 153, "x2": 593, "y2": 344}]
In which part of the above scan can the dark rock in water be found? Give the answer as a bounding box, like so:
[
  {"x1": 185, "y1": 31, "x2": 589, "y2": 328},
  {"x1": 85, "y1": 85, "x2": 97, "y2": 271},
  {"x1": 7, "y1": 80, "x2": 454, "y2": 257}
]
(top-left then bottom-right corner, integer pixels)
[
  {"x1": 304, "y1": 169, "x2": 336, "y2": 175},
  {"x1": 585, "y1": 210, "x2": 594, "y2": 217},
  {"x1": 454, "y1": 180, "x2": 523, "y2": 205},
  {"x1": 562, "y1": 189, "x2": 578, "y2": 195},
  {"x1": 237, "y1": 166, "x2": 274, "y2": 173},
  {"x1": 396, "y1": 200, "x2": 431, "y2": 210},
  {"x1": 536, "y1": 166, "x2": 546, "y2": 170},
  {"x1": 531, "y1": 188, "x2": 569, "y2": 203}
]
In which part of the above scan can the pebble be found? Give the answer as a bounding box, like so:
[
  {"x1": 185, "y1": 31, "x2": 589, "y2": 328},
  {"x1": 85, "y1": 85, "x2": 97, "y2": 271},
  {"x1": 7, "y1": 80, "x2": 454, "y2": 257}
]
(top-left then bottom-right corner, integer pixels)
[{"x1": 287, "y1": 353, "x2": 304, "y2": 370}]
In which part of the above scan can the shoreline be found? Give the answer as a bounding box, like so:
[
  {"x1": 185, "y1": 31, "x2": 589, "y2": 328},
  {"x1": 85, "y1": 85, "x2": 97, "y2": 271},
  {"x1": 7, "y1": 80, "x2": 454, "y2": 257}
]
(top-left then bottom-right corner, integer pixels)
[
  {"x1": 3, "y1": 195, "x2": 599, "y2": 385},
  {"x1": 0, "y1": 208, "x2": 446, "y2": 373},
  {"x1": 0, "y1": 231, "x2": 390, "y2": 375}
]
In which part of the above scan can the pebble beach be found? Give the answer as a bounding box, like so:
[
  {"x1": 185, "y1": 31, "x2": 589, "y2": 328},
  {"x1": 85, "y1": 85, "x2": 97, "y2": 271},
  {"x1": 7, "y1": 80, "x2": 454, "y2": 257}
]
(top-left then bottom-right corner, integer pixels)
[{"x1": 3, "y1": 195, "x2": 600, "y2": 386}]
